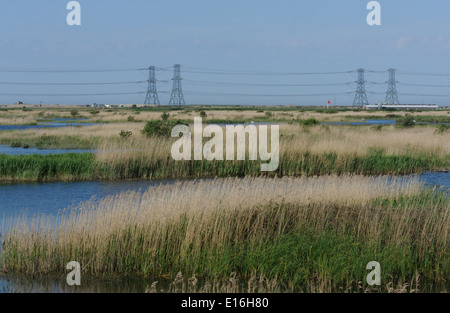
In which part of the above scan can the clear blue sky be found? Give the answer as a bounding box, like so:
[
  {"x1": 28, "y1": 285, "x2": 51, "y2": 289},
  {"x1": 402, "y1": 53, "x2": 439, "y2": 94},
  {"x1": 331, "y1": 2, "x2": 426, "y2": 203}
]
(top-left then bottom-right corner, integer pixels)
[{"x1": 1, "y1": 0, "x2": 450, "y2": 106}]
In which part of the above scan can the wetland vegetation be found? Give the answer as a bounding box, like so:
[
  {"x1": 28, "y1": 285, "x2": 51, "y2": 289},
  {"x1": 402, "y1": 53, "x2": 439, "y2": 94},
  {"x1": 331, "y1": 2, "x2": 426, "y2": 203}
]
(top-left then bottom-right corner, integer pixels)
[{"x1": 0, "y1": 105, "x2": 449, "y2": 292}]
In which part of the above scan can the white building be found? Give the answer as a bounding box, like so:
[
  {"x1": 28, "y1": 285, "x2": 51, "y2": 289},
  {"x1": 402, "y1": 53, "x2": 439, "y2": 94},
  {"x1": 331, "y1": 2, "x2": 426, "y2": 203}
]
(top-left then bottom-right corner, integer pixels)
[{"x1": 365, "y1": 103, "x2": 439, "y2": 110}]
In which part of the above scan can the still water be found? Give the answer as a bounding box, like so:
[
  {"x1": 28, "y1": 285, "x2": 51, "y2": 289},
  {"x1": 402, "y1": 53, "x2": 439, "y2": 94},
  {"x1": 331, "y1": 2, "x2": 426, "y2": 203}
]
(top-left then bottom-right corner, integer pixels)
[
  {"x1": 0, "y1": 119, "x2": 97, "y2": 131},
  {"x1": 0, "y1": 145, "x2": 94, "y2": 156},
  {"x1": 0, "y1": 274, "x2": 161, "y2": 293},
  {"x1": 323, "y1": 119, "x2": 396, "y2": 126},
  {"x1": 0, "y1": 179, "x2": 177, "y2": 219},
  {"x1": 0, "y1": 172, "x2": 448, "y2": 293},
  {"x1": 0, "y1": 173, "x2": 447, "y2": 219}
]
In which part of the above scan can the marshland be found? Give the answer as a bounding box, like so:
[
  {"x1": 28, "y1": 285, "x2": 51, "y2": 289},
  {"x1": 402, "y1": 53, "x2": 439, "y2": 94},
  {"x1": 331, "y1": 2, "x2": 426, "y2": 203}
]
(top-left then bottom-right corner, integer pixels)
[{"x1": 0, "y1": 105, "x2": 449, "y2": 293}]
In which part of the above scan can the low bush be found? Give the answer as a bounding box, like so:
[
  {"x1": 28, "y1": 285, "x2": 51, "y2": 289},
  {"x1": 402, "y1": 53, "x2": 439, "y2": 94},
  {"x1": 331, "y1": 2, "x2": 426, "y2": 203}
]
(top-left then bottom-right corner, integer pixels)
[{"x1": 142, "y1": 120, "x2": 189, "y2": 137}]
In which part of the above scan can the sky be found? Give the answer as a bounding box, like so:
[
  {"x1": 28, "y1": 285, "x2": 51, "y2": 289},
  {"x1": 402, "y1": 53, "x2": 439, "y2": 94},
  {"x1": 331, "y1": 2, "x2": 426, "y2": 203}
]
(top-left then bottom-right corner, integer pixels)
[{"x1": 0, "y1": 0, "x2": 450, "y2": 106}]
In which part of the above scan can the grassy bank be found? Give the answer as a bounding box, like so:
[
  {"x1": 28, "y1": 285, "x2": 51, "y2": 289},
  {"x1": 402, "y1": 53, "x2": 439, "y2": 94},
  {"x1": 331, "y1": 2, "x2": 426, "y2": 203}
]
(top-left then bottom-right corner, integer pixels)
[
  {"x1": 0, "y1": 150, "x2": 447, "y2": 183},
  {"x1": 1, "y1": 176, "x2": 448, "y2": 292},
  {"x1": 0, "y1": 153, "x2": 95, "y2": 182}
]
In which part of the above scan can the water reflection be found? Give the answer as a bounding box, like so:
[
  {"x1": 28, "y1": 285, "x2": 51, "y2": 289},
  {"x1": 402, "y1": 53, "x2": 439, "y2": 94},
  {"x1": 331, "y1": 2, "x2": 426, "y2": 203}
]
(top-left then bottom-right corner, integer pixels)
[
  {"x1": 0, "y1": 173, "x2": 447, "y2": 220},
  {"x1": 0, "y1": 145, "x2": 94, "y2": 156},
  {"x1": 0, "y1": 274, "x2": 160, "y2": 293}
]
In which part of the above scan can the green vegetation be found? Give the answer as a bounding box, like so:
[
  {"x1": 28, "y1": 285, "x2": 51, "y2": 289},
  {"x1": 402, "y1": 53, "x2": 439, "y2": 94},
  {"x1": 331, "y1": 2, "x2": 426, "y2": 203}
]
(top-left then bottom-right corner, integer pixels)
[
  {"x1": 142, "y1": 119, "x2": 189, "y2": 138},
  {"x1": 300, "y1": 118, "x2": 319, "y2": 126},
  {"x1": 119, "y1": 130, "x2": 133, "y2": 139},
  {"x1": 161, "y1": 112, "x2": 170, "y2": 121},
  {"x1": 413, "y1": 115, "x2": 450, "y2": 124},
  {"x1": 0, "y1": 150, "x2": 447, "y2": 183},
  {"x1": 0, "y1": 134, "x2": 101, "y2": 150},
  {"x1": 0, "y1": 106, "x2": 449, "y2": 293},
  {"x1": 397, "y1": 114, "x2": 416, "y2": 128},
  {"x1": 435, "y1": 124, "x2": 449, "y2": 134},
  {"x1": 0, "y1": 153, "x2": 95, "y2": 182},
  {"x1": 312, "y1": 109, "x2": 339, "y2": 114},
  {"x1": 371, "y1": 125, "x2": 383, "y2": 131},
  {"x1": 9, "y1": 142, "x2": 22, "y2": 148}
]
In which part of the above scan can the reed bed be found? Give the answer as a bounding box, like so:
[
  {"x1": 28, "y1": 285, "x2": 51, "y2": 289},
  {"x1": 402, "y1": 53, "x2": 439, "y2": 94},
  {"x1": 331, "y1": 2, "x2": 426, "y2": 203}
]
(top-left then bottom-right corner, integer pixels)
[
  {"x1": 280, "y1": 124, "x2": 450, "y2": 157},
  {"x1": 0, "y1": 123, "x2": 448, "y2": 183},
  {"x1": 0, "y1": 150, "x2": 445, "y2": 183},
  {"x1": 1, "y1": 176, "x2": 448, "y2": 291},
  {"x1": 92, "y1": 124, "x2": 449, "y2": 180}
]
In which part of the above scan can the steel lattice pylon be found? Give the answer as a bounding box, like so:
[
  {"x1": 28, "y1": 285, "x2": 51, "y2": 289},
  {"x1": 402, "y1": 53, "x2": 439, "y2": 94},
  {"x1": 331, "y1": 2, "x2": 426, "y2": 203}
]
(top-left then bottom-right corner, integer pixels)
[
  {"x1": 169, "y1": 64, "x2": 185, "y2": 105},
  {"x1": 144, "y1": 66, "x2": 160, "y2": 105},
  {"x1": 353, "y1": 68, "x2": 369, "y2": 107},
  {"x1": 385, "y1": 68, "x2": 400, "y2": 105}
]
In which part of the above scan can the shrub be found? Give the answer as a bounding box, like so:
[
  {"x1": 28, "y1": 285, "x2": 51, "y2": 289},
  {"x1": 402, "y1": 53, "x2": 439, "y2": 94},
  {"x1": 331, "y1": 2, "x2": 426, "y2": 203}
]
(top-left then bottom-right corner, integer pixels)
[
  {"x1": 265, "y1": 111, "x2": 273, "y2": 117},
  {"x1": 9, "y1": 142, "x2": 22, "y2": 148},
  {"x1": 89, "y1": 110, "x2": 100, "y2": 115},
  {"x1": 200, "y1": 111, "x2": 207, "y2": 118},
  {"x1": 70, "y1": 109, "x2": 78, "y2": 117},
  {"x1": 385, "y1": 114, "x2": 400, "y2": 118},
  {"x1": 161, "y1": 112, "x2": 170, "y2": 121},
  {"x1": 142, "y1": 120, "x2": 188, "y2": 137},
  {"x1": 301, "y1": 118, "x2": 319, "y2": 126},
  {"x1": 36, "y1": 134, "x2": 59, "y2": 149},
  {"x1": 434, "y1": 124, "x2": 449, "y2": 134},
  {"x1": 398, "y1": 114, "x2": 415, "y2": 128},
  {"x1": 119, "y1": 130, "x2": 133, "y2": 139},
  {"x1": 127, "y1": 115, "x2": 135, "y2": 122}
]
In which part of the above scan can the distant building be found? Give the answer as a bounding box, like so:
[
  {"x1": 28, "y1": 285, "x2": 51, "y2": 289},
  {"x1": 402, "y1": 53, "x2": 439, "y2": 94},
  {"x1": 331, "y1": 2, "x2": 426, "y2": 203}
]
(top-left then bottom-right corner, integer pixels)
[
  {"x1": 365, "y1": 103, "x2": 439, "y2": 110},
  {"x1": 15, "y1": 101, "x2": 23, "y2": 105}
]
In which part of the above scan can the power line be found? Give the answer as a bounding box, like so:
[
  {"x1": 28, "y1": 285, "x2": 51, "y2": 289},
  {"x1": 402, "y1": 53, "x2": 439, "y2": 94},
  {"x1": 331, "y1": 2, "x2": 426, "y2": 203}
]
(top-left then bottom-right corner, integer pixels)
[
  {"x1": 184, "y1": 91, "x2": 353, "y2": 97},
  {"x1": 1, "y1": 65, "x2": 450, "y2": 104},
  {"x1": 398, "y1": 83, "x2": 450, "y2": 88},
  {"x1": 165, "y1": 66, "x2": 355, "y2": 76},
  {"x1": 397, "y1": 70, "x2": 450, "y2": 77},
  {"x1": 0, "y1": 91, "x2": 146, "y2": 97},
  {"x1": 398, "y1": 93, "x2": 450, "y2": 97},
  {"x1": 0, "y1": 81, "x2": 147, "y2": 86},
  {"x1": 0, "y1": 67, "x2": 147, "y2": 73},
  {"x1": 183, "y1": 79, "x2": 354, "y2": 87}
]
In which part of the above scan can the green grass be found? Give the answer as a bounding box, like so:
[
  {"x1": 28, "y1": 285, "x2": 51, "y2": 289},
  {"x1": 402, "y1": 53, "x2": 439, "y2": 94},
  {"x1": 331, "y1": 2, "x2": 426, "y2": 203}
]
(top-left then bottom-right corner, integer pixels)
[
  {"x1": 413, "y1": 115, "x2": 450, "y2": 124},
  {"x1": 0, "y1": 150, "x2": 448, "y2": 183},
  {"x1": 0, "y1": 153, "x2": 95, "y2": 182},
  {"x1": 0, "y1": 134, "x2": 102, "y2": 149}
]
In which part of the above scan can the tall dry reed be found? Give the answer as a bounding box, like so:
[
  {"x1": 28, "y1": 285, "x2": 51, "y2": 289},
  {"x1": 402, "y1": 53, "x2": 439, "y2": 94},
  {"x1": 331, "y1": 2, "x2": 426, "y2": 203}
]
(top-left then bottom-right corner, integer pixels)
[{"x1": 1, "y1": 175, "x2": 448, "y2": 290}]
